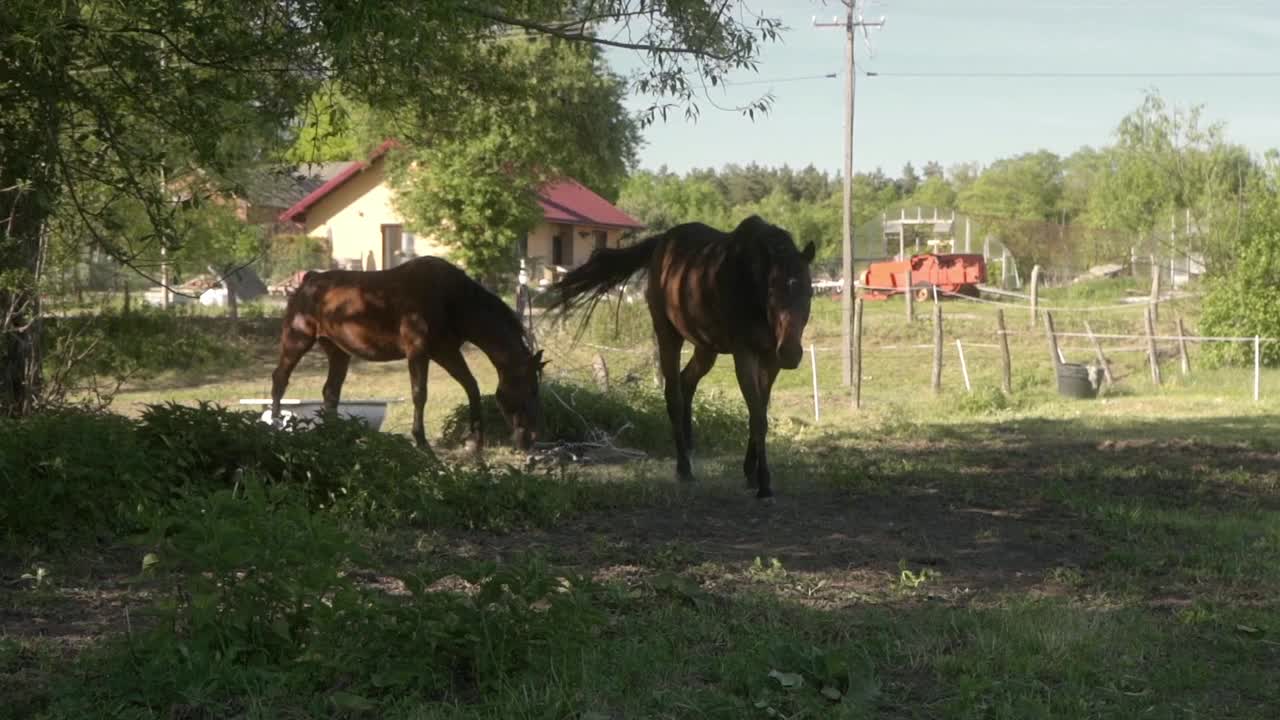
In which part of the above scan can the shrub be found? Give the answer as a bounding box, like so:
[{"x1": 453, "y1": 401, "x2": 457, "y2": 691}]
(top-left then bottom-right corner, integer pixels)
[
  {"x1": 44, "y1": 308, "x2": 245, "y2": 382},
  {"x1": 440, "y1": 379, "x2": 745, "y2": 454},
  {"x1": 0, "y1": 410, "x2": 156, "y2": 546}
]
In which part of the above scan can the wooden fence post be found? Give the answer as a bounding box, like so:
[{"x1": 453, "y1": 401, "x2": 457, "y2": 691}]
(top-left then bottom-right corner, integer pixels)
[
  {"x1": 1044, "y1": 311, "x2": 1062, "y2": 375},
  {"x1": 1083, "y1": 321, "x2": 1114, "y2": 386},
  {"x1": 931, "y1": 301, "x2": 943, "y2": 394},
  {"x1": 1144, "y1": 305, "x2": 1162, "y2": 386},
  {"x1": 905, "y1": 268, "x2": 914, "y2": 323},
  {"x1": 591, "y1": 353, "x2": 610, "y2": 392},
  {"x1": 809, "y1": 344, "x2": 820, "y2": 422},
  {"x1": 1254, "y1": 335, "x2": 1261, "y2": 403},
  {"x1": 996, "y1": 309, "x2": 1012, "y2": 394},
  {"x1": 1029, "y1": 264, "x2": 1041, "y2": 328},
  {"x1": 852, "y1": 297, "x2": 864, "y2": 410},
  {"x1": 1150, "y1": 260, "x2": 1161, "y2": 325},
  {"x1": 1176, "y1": 316, "x2": 1191, "y2": 376}
]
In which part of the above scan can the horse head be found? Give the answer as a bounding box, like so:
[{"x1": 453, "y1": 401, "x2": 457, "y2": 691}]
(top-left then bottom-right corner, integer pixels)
[
  {"x1": 737, "y1": 216, "x2": 817, "y2": 370},
  {"x1": 496, "y1": 348, "x2": 548, "y2": 450}
]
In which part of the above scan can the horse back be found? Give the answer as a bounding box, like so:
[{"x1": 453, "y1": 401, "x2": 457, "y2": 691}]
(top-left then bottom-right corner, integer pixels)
[{"x1": 649, "y1": 223, "x2": 769, "y2": 353}]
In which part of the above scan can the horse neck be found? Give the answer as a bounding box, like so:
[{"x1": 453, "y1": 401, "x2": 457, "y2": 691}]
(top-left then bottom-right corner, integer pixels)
[{"x1": 459, "y1": 305, "x2": 526, "y2": 376}]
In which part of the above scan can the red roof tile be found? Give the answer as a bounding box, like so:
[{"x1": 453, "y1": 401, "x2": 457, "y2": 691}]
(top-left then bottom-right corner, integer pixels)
[
  {"x1": 536, "y1": 178, "x2": 645, "y2": 230},
  {"x1": 277, "y1": 140, "x2": 397, "y2": 223}
]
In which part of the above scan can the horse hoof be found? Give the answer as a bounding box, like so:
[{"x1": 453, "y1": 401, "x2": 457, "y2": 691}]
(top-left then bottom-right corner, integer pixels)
[
  {"x1": 677, "y1": 470, "x2": 696, "y2": 484},
  {"x1": 755, "y1": 488, "x2": 774, "y2": 501}
]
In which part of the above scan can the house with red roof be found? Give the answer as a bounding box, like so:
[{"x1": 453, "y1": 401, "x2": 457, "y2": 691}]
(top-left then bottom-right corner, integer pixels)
[{"x1": 277, "y1": 141, "x2": 645, "y2": 281}]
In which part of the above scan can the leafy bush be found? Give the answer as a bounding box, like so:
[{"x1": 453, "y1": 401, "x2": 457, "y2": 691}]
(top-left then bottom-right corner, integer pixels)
[
  {"x1": 1201, "y1": 161, "x2": 1280, "y2": 367},
  {"x1": 3, "y1": 403, "x2": 630, "y2": 549},
  {"x1": 254, "y1": 233, "x2": 331, "y2": 282},
  {"x1": 45, "y1": 309, "x2": 246, "y2": 381},
  {"x1": 0, "y1": 410, "x2": 156, "y2": 545},
  {"x1": 440, "y1": 379, "x2": 745, "y2": 454}
]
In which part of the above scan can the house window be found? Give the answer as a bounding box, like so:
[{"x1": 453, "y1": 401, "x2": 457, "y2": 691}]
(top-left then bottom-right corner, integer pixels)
[
  {"x1": 594, "y1": 230, "x2": 608, "y2": 252},
  {"x1": 517, "y1": 234, "x2": 529, "y2": 258},
  {"x1": 403, "y1": 231, "x2": 416, "y2": 258}
]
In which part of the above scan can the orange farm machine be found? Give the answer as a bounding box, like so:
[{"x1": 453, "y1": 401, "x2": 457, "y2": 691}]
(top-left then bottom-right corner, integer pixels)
[{"x1": 858, "y1": 253, "x2": 987, "y2": 301}]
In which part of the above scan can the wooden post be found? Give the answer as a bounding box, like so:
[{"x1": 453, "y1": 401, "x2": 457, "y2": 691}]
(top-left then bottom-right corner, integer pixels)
[
  {"x1": 905, "y1": 268, "x2": 914, "y2": 323},
  {"x1": 1150, "y1": 259, "x2": 1161, "y2": 325},
  {"x1": 1083, "y1": 321, "x2": 1114, "y2": 386},
  {"x1": 591, "y1": 353, "x2": 610, "y2": 392},
  {"x1": 996, "y1": 309, "x2": 1012, "y2": 394},
  {"x1": 1254, "y1": 335, "x2": 1261, "y2": 403},
  {"x1": 1044, "y1": 310, "x2": 1062, "y2": 374},
  {"x1": 1029, "y1": 264, "x2": 1041, "y2": 328},
  {"x1": 809, "y1": 344, "x2": 821, "y2": 422},
  {"x1": 1144, "y1": 305, "x2": 1162, "y2": 386},
  {"x1": 931, "y1": 301, "x2": 943, "y2": 394},
  {"x1": 1176, "y1": 316, "x2": 1191, "y2": 376},
  {"x1": 852, "y1": 297, "x2": 864, "y2": 410},
  {"x1": 956, "y1": 339, "x2": 972, "y2": 392}
]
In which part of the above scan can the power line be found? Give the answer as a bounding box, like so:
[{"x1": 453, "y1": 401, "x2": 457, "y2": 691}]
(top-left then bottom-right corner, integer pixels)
[
  {"x1": 866, "y1": 70, "x2": 1280, "y2": 78},
  {"x1": 724, "y1": 72, "x2": 838, "y2": 87}
]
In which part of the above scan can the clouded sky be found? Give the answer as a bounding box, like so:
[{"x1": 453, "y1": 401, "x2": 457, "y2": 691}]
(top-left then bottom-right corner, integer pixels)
[{"x1": 604, "y1": 0, "x2": 1280, "y2": 176}]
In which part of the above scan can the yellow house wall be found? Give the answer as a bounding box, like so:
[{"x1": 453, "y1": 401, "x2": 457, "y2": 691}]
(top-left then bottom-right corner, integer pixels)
[
  {"x1": 296, "y1": 158, "x2": 636, "y2": 275},
  {"x1": 301, "y1": 159, "x2": 449, "y2": 270}
]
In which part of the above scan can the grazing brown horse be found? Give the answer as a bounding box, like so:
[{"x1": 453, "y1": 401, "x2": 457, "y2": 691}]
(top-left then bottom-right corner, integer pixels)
[
  {"x1": 549, "y1": 215, "x2": 815, "y2": 498},
  {"x1": 270, "y1": 256, "x2": 547, "y2": 451}
]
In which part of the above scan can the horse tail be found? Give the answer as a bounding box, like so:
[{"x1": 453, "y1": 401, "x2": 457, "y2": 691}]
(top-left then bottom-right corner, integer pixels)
[{"x1": 547, "y1": 234, "x2": 661, "y2": 323}]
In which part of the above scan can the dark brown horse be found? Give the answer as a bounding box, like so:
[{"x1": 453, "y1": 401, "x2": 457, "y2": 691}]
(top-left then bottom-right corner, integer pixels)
[
  {"x1": 270, "y1": 256, "x2": 547, "y2": 451},
  {"x1": 549, "y1": 215, "x2": 815, "y2": 498}
]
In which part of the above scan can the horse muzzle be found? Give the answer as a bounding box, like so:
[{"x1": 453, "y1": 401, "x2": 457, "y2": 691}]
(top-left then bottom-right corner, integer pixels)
[{"x1": 778, "y1": 342, "x2": 804, "y2": 370}]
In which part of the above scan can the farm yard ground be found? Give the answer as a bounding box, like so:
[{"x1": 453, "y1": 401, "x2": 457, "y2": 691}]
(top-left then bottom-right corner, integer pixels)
[{"x1": 5, "y1": 279, "x2": 1280, "y2": 718}]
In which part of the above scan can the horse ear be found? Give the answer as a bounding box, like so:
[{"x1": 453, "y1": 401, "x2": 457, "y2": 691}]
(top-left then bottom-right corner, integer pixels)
[{"x1": 801, "y1": 242, "x2": 816, "y2": 263}]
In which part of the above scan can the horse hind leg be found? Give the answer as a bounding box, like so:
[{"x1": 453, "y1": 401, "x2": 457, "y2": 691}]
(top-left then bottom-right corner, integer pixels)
[
  {"x1": 407, "y1": 353, "x2": 432, "y2": 450},
  {"x1": 679, "y1": 345, "x2": 717, "y2": 455}
]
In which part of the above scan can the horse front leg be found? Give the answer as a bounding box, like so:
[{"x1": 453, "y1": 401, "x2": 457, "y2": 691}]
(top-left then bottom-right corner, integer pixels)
[
  {"x1": 733, "y1": 352, "x2": 779, "y2": 499},
  {"x1": 270, "y1": 325, "x2": 315, "y2": 427},
  {"x1": 434, "y1": 346, "x2": 484, "y2": 456},
  {"x1": 318, "y1": 338, "x2": 350, "y2": 414}
]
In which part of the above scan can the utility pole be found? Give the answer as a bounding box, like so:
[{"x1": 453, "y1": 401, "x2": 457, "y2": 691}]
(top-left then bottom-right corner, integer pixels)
[{"x1": 815, "y1": 2, "x2": 884, "y2": 387}]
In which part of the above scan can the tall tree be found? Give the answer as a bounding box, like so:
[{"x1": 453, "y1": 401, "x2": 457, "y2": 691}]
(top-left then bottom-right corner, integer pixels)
[
  {"x1": 957, "y1": 150, "x2": 1064, "y2": 267},
  {"x1": 388, "y1": 40, "x2": 641, "y2": 278},
  {"x1": 1, "y1": 0, "x2": 783, "y2": 415}
]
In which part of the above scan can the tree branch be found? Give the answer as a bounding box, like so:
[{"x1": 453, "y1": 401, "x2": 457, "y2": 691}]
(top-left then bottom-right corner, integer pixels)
[{"x1": 456, "y1": 5, "x2": 737, "y2": 61}]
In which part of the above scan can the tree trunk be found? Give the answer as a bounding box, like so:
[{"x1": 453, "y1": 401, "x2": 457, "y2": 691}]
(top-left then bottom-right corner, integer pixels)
[{"x1": 0, "y1": 182, "x2": 50, "y2": 418}]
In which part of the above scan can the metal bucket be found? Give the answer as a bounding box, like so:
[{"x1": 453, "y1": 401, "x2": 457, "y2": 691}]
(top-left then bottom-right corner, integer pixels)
[{"x1": 1056, "y1": 363, "x2": 1100, "y2": 399}]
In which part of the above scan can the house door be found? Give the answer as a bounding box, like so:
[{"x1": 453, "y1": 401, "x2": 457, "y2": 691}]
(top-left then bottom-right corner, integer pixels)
[
  {"x1": 381, "y1": 224, "x2": 403, "y2": 269},
  {"x1": 551, "y1": 225, "x2": 574, "y2": 267}
]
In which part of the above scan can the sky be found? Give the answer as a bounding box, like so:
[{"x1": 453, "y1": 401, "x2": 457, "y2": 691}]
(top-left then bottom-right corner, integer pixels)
[{"x1": 603, "y1": 0, "x2": 1280, "y2": 177}]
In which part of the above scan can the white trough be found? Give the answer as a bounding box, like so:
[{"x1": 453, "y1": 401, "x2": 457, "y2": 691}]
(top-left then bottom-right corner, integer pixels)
[{"x1": 237, "y1": 398, "x2": 395, "y2": 431}]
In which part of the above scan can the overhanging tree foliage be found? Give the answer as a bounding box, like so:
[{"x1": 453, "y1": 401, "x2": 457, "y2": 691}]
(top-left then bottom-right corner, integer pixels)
[
  {"x1": 386, "y1": 40, "x2": 642, "y2": 279},
  {"x1": 1, "y1": 0, "x2": 784, "y2": 416}
]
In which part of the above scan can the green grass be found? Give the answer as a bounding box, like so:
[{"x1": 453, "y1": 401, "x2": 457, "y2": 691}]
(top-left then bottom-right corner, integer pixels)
[{"x1": 4, "y1": 283, "x2": 1279, "y2": 718}]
